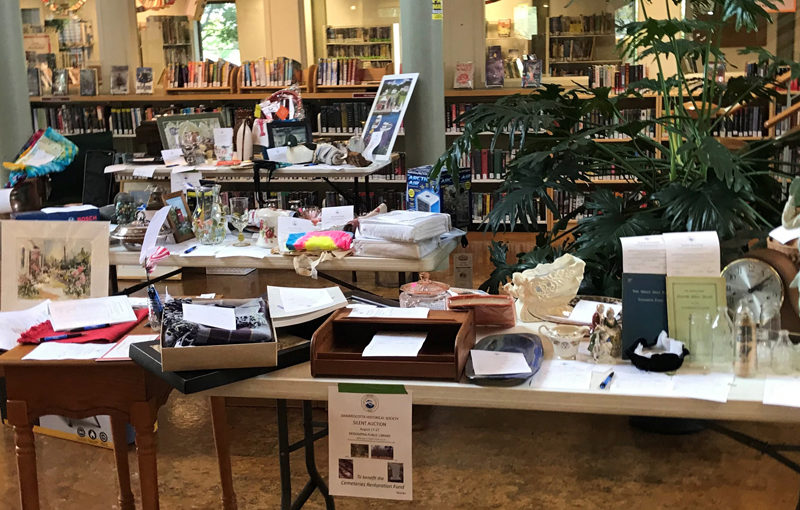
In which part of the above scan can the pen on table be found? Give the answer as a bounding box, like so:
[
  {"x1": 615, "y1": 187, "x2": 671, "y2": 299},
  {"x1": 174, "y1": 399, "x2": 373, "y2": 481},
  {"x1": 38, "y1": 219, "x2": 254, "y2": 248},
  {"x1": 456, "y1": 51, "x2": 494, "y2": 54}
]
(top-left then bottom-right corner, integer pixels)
[
  {"x1": 183, "y1": 245, "x2": 198, "y2": 254},
  {"x1": 40, "y1": 333, "x2": 82, "y2": 342},
  {"x1": 599, "y1": 371, "x2": 615, "y2": 390},
  {"x1": 68, "y1": 324, "x2": 109, "y2": 332}
]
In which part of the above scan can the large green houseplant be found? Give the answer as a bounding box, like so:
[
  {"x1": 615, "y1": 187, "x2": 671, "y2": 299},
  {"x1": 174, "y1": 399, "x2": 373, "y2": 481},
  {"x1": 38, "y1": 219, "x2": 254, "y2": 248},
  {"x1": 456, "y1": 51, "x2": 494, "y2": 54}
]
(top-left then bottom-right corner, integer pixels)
[{"x1": 434, "y1": 0, "x2": 800, "y2": 296}]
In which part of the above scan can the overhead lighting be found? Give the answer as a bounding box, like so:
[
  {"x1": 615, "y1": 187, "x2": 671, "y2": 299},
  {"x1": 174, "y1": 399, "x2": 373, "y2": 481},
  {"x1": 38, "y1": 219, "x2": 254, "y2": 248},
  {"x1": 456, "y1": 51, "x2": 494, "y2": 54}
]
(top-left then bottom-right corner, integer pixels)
[
  {"x1": 350, "y1": 5, "x2": 357, "y2": 10},
  {"x1": 543, "y1": 4, "x2": 549, "y2": 7}
]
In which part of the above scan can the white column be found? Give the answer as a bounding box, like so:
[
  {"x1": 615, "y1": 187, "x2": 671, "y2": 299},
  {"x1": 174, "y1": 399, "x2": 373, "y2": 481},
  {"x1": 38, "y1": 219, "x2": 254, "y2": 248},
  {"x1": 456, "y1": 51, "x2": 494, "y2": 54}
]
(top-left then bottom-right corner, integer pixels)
[
  {"x1": 94, "y1": 0, "x2": 139, "y2": 94},
  {"x1": 0, "y1": 0, "x2": 33, "y2": 182}
]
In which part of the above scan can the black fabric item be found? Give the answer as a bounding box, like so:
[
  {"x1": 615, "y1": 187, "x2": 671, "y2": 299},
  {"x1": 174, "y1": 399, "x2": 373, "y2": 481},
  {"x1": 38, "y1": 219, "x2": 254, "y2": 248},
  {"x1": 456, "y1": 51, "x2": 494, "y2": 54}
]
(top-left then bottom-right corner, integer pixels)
[
  {"x1": 162, "y1": 298, "x2": 274, "y2": 348},
  {"x1": 624, "y1": 337, "x2": 689, "y2": 372}
]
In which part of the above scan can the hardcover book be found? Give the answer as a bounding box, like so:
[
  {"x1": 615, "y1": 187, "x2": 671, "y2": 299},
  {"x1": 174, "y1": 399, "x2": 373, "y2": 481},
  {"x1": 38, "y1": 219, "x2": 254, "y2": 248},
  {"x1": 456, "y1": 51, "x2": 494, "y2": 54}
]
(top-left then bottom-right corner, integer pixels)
[
  {"x1": 27, "y1": 68, "x2": 40, "y2": 96},
  {"x1": 110, "y1": 65, "x2": 129, "y2": 95},
  {"x1": 135, "y1": 67, "x2": 154, "y2": 94},
  {"x1": 52, "y1": 69, "x2": 69, "y2": 96},
  {"x1": 485, "y1": 46, "x2": 504, "y2": 88},
  {"x1": 79, "y1": 68, "x2": 97, "y2": 96},
  {"x1": 621, "y1": 273, "x2": 668, "y2": 356}
]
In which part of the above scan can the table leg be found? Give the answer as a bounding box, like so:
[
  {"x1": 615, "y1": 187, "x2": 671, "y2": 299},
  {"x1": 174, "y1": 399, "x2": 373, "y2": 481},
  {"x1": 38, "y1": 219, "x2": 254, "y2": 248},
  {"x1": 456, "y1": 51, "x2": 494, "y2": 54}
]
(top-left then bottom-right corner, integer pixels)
[
  {"x1": 353, "y1": 178, "x2": 361, "y2": 214},
  {"x1": 210, "y1": 397, "x2": 238, "y2": 510},
  {"x1": 130, "y1": 402, "x2": 160, "y2": 510},
  {"x1": 110, "y1": 265, "x2": 119, "y2": 295},
  {"x1": 276, "y1": 399, "x2": 292, "y2": 510},
  {"x1": 302, "y1": 401, "x2": 334, "y2": 510},
  {"x1": 111, "y1": 416, "x2": 135, "y2": 510},
  {"x1": 8, "y1": 400, "x2": 39, "y2": 510}
]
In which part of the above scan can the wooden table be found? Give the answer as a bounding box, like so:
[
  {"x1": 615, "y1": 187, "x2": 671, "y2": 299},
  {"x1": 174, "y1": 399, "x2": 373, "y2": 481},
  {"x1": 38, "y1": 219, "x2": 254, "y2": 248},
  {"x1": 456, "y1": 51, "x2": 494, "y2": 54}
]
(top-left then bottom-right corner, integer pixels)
[
  {"x1": 200, "y1": 323, "x2": 800, "y2": 509},
  {"x1": 0, "y1": 337, "x2": 173, "y2": 510}
]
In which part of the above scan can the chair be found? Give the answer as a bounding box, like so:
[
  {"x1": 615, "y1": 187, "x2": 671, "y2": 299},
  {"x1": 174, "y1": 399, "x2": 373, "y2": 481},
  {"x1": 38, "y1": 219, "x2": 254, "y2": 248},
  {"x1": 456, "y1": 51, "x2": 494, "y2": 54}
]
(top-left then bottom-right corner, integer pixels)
[{"x1": 82, "y1": 149, "x2": 116, "y2": 207}]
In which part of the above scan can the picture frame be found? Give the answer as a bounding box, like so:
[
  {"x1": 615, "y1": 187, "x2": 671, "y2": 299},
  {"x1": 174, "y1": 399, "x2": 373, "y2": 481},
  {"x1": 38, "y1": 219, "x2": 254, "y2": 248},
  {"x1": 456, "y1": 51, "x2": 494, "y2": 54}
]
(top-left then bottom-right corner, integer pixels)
[
  {"x1": 156, "y1": 112, "x2": 225, "y2": 151},
  {"x1": 267, "y1": 119, "x2": 312, "y2": 148},
  {"x1": 1, "y1": 220, "x2": 109, "y2": 311},
  {"x1": 361, "y1": 73, "x2": 418, "y2": 161},
  {"x1": 162, "y1": 191, "x2": 195, "y2": 244}
]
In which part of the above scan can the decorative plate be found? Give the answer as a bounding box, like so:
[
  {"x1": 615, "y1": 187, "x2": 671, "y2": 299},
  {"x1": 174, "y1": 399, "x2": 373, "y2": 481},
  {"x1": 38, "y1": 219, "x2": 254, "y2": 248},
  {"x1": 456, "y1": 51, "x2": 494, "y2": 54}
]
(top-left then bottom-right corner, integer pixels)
[{"x1": 465, "y1": 333, "x2": 543, "y2": 386}]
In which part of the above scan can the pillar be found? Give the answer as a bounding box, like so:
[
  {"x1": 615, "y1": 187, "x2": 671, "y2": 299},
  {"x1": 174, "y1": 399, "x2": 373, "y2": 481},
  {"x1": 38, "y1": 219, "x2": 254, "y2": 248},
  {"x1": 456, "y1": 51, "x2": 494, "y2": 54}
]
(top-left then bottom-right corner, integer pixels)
[
  {"x1": 94, "y1": 0, "x2": 139, "y2": 94},
  {"x1": 400, "y1": 0, "x2": 446, "y2": 168},
  {"x1": 0, "y1": 0, "x2": 33, "y2": 181}
]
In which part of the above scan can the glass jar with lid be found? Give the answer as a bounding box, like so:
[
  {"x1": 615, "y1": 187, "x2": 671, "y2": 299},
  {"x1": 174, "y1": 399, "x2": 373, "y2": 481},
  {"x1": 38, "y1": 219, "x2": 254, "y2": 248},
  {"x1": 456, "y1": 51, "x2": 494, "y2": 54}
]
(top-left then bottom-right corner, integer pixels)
[{"x1": 399, "y1": 272, "x2": 450, "y2": 310}]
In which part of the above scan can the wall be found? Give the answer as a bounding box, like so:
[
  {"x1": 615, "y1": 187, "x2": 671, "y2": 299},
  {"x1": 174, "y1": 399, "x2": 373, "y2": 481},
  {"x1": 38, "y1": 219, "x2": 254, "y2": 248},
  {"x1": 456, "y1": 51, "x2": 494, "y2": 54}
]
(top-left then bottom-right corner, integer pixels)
[
  {"x1": 325, "y1": 0, "x2": 399, "y2": 27},
  {"x1": 443, "y1": 0, "x2": 485, "y2": 88}
]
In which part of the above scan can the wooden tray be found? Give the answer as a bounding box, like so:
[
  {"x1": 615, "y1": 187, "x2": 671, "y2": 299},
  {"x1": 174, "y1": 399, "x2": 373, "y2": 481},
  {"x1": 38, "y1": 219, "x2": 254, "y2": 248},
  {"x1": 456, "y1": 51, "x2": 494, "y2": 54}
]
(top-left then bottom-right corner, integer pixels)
[{"x1": 311, "y1": 308, "x2": 475, "y2": 381}]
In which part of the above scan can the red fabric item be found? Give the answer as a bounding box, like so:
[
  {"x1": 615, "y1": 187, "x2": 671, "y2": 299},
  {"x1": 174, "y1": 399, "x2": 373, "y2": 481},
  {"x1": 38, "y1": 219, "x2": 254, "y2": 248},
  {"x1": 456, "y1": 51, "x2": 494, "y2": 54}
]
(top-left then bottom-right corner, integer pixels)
[{"x1": 18, "y1": 309, "x2": 149, "y2": 345}]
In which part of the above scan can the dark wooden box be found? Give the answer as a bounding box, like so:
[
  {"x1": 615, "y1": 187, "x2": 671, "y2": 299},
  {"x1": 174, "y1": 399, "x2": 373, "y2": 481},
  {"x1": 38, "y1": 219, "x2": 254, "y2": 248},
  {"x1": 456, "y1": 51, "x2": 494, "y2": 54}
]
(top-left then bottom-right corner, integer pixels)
[{"x1": 310, "y1": 308, "x2": 475, "y2": 381}]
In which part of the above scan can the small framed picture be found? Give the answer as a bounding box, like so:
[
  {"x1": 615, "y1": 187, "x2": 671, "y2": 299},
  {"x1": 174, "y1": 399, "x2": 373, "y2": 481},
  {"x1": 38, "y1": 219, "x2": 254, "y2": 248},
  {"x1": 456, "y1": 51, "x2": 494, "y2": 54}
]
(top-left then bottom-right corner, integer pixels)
[
  {"x1": 162, "y1": 191, "x2": 195, "y2": 244},
  {"x1": 267, "y1": 120, "x2": 312, "y2": 148},
  {"x1": 156, "y1": 112, "x2": 225, "y2": 151}
]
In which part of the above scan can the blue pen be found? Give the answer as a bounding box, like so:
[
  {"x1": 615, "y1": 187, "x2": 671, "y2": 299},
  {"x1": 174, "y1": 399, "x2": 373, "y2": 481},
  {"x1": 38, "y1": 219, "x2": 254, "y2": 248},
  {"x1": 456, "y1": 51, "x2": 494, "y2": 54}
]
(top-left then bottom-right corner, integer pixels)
[
  {"x1": 68, "y1": 324, "x2": 109, "y2": 332},
  {"x1": 599, "y1": 371, "x2": 615, "y2": 389},
  {"x1": 40, "y1": 333, "x2": 82, "y2": 342},
  {"x1": 183, "y1": 245, "x2": 198, "y2": 254}
]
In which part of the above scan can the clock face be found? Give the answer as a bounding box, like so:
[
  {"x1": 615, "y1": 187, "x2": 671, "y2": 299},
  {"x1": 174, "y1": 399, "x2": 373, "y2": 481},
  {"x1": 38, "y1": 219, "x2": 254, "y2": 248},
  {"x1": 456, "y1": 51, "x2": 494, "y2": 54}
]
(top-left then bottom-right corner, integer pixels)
[{"x1": 722, "y1": 258, "x2": 784, "y2": 321}]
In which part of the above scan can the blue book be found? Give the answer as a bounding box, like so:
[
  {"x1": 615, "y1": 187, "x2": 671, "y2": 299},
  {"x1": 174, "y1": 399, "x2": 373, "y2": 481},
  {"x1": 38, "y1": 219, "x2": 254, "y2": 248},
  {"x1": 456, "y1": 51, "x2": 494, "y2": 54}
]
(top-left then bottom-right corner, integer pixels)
[{"x1": 621, "y1": 272, "x2": 668, "y2": 358}]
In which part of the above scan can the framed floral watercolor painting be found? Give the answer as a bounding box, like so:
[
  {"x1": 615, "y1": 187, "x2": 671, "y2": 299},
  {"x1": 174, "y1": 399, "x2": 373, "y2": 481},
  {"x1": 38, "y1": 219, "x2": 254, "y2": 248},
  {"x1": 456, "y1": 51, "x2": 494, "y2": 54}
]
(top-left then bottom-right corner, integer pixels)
[{"x1": 1, "y1": 220, "x2": 109, "y2": 311}]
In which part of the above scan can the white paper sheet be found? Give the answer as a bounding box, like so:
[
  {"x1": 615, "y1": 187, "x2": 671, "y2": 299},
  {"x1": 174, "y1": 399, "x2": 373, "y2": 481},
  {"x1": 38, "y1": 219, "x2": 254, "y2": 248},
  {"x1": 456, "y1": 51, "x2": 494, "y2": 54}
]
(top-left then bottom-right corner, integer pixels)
[
  {"x1": 170, "y1": 171, "x2": 203, "y2": 193},
  {"x1": 348, "y1": 307, "x2": 429, "y2": 319},
  {"x1": 763, "y1": 377, "x2": 800, "y2": 408},
  {"x1": 362, "y1": 331, "x2": 428, "y2": 357},
  {"x1": 662, "y1": 231, "x2": 720, "y2": 277},
  {"x1": 127, "y1": 297, "x2": 149, "y2": 308},
  {"x1": 620, "y1": 235, "x2": 666, "y2": 274},
  {"x1": 180, "y1": 245, "x2": 220, "y2": 257},
  {"x1": 104, "y1": 164, "x2": 128, "y2": 174},
  {"x1": 48, "y1": 296, "x2": 136, "y2": 331},
  {"x1": 320, "y1": 205, "x2": 354, "y2": 229},
  {"x1": 214, "y1": 246, "x2": 269, "y2": 259},
  {"x1": 608, "y1": 365, "x2": 674, "y2": 396},
  {"x1": 182, "y1": 303, "x2": 236, "y2": 330},
  {"x1": 139, "y1": 206, "x2": 172, "y2": 265},
  {"x1": 132, "y1": 165, "x2": 159, "y2": 178},
  {"x1": 530, "y1": 360, "x2": 594, "y2": 390},
  {"x1": 198, "y1": 293, "x2": 216, "y2": 299},
  {"x1": 567, "y1": 299, "x2": 622, "y2": 324},
  {"x1": 769, "y1": 225, "x2": 800, "y2": 245},
  {"x1": 97, "y1": 334, "x2": 158, "y2": 361},
  {"x1": 161, "y1": 148, "x2": 187, "y2": 167},
  {"x1": 672, "y1": 372, "x2": 734, "y2": 403},
  {"x1": 0, "y1": 189, "x2": 12, "y2": 214},
  {"x1": 277, "y1": 216, "x2": 316, "y2": 251},
  {"x1": 23, "y1": 342, "x2": 111, "y2": 361},
  {"x1": 279, "y1": 287, "x2": 335, "y2": 314},
  {"x1": 0, "y1": 301, "x2": 51, "y2": 351},
  {"x1": 471, "y1": 350, "x2": 532, "y2": 375}
]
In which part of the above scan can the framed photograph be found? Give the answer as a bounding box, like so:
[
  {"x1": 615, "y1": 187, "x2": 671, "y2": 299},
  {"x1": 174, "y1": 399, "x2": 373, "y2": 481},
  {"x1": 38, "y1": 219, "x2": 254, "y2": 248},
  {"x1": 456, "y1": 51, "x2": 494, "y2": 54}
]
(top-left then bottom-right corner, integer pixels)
[
  {"x1": 156, "y1": 112, "x2": 225, "y2": 151},
  {"x1": 267, "y1": 120, "x2": 311, "y2": 148},
  {"x1": 163, "y1": 191, "x2": 194, "y2": 244},
  {"x1": 361, "y1": 73, "x2": 418, "y2": 162},
  {"x1": 1, "y1": 220, "x2": 109, "y2": 311}
]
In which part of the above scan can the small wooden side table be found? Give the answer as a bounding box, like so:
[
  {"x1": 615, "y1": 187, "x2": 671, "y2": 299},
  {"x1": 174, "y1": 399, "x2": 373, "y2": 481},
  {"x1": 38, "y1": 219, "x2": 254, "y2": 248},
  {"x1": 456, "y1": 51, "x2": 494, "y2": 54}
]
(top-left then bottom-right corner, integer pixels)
[{"x1": 0, "y1": 343, "x2": 173, "y2": 510}]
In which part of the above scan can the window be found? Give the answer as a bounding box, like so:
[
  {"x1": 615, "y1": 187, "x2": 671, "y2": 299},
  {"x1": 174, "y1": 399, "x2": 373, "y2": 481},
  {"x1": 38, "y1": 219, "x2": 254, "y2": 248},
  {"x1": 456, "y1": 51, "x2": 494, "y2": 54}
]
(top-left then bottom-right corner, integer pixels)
[{"x1": 199, "y1": 2, "x2": 240, "y2": 65}]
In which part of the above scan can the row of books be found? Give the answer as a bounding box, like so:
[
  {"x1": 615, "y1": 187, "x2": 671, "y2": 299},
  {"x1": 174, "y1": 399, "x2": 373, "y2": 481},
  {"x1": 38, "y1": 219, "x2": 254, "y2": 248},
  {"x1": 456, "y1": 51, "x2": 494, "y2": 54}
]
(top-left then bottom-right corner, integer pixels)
[
  {"x1": 327, "y1": 44, "x2": 392, "y2": 60},
  {"x1": 156, "y1": 16, "x2": 192, "y2": 45},
  {"x1": 166, "y1": 60, "x2": 237, "y2": 89},
  {"x1": 712, "y1": 105, "x2": 767, "y2": 138},
  {"x1": 587, "y1": 64, "x2": 647, "y2": 91},
  {"x1": 240, "y1": 57, "x2": 301, "y2": 88},
  {"x1": 549, "y1": 39, "x2": 594, "y2": 61},
  {"x1": 578, "y1": 108, "x2": 657, "y2": 138},
  {"x1": 58, "y1": 19, "x2": 92, "y2": 47},
  {"x1": 551, "y1": 190, "x2": 587, "y2": 220},
  {"x1": 312, "y1": 102, "x2": 372, "y2": 133},
  {"x1": 316, "y1": 58, "x2": 366, "y2": 86},
  {"x1": 466, "y1": 149, "x2": 517, "y2": 181},
  {"x1": 262, "y1": 189, "x2": 406, "y2": 212},
  {"x1": 31, "y1": 105, "x2": 107, "y2": 135},
  {"x1": 109, "y1": 107, "x2": 150, "y2": 135},
  {"x1": 549, "y1": 14, "x2": 615, "y2": 35},
  {"x1": 472, "y1": 192, "x2": 547, "y2": 224},
  {"x1": 325, "y1": 26, "x2": 392, "y2": 43}
]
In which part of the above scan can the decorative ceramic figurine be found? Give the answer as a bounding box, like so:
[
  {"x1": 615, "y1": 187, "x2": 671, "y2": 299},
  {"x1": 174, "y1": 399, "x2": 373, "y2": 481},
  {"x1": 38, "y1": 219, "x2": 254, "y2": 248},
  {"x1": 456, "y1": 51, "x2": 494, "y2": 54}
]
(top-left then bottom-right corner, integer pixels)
[
  {"x1": 538, "y1": 324, "x2": 589, "y2": 360},
  {"x1": 504, "y1": 254, "x2": 586, "y2": 322},
  {"x1": 603, "y1": 308, "x2": 622, "y2": 357}
]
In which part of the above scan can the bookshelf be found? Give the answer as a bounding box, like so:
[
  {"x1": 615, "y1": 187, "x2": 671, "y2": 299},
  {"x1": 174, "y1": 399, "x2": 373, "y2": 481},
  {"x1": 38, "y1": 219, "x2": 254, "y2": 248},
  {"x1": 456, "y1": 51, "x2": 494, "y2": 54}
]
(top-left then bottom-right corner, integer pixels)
[{"x1": 324, "y1": 25, "x2": 394, "y2": 68}]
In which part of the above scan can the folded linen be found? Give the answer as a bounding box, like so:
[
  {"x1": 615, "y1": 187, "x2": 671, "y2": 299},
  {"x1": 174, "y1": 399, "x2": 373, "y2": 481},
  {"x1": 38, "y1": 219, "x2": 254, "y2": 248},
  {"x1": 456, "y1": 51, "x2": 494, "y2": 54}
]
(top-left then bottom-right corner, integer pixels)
[
  {"x1": 353, "y1": 236, "x2": 440, "y2": 259},
  {"x1": 356, "y1": 210, "x2": 452, "y2": 242}
]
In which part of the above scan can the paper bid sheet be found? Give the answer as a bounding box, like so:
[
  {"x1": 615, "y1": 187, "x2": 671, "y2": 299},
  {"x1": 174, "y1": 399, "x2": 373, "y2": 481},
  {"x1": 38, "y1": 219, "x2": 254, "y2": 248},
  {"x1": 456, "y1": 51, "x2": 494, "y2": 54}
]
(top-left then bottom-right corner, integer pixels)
[{"x1": 328, "y1": 384, "x2": 412, "y2": 500}]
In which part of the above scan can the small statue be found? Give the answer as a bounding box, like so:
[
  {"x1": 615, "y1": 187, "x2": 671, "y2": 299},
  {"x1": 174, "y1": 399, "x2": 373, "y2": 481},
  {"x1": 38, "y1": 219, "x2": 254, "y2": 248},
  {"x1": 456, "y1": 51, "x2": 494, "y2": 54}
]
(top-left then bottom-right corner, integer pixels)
[
  {"x1": 588, "y1": 304, "x2": 605, "y2": 355},
  {"x1": 593, "y1": 336, "x2": 614, "y2": 364},
  {"x1": 603, "y1": 308, "x2": 622, "y2": 358},
  {"x1": 590, "y1": 304, "x2": 605, "y2": 334}
]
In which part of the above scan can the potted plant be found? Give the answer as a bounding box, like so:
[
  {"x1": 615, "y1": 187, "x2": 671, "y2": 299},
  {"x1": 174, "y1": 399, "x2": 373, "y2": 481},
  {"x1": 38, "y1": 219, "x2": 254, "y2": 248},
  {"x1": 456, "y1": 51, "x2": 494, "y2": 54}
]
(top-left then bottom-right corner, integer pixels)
[{"x1": 434, "y1": 0, "x2": 800, "y2": 296}]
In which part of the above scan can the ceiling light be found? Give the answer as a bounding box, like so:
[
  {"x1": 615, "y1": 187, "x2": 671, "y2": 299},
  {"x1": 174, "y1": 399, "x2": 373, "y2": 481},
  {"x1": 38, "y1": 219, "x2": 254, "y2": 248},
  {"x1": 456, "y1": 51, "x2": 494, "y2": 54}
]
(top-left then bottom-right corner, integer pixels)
[{"x1": 350, "y1": 5, "x2": 357, "y2": 10}]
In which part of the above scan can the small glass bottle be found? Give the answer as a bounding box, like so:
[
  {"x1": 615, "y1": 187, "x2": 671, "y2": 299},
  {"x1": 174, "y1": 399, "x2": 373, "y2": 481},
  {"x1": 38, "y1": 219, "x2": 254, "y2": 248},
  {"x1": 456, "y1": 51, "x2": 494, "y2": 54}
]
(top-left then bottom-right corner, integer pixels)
[
  {"x1": 757, "y1": 305, "x2": 780, "y2": 373},
  {"x1": 734, "y1": 302, "x2": 757, "y2": 378},
  {"x1": 773, "y1": 329, "x2": 793, "y2": 375},
  {"x1": 711, "y1": 306, "x2": 734, "y2": 371},
  {"x1": 147, "y1": 284, "x2": 163, "y2": 331}
]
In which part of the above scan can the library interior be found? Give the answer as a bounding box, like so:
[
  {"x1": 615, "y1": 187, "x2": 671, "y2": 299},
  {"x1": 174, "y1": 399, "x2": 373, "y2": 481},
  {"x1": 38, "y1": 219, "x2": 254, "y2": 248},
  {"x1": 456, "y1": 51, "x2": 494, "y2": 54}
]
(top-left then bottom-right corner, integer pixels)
[{"x1": 4, "y1": 0, "x2": 800, "y2": 508}]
